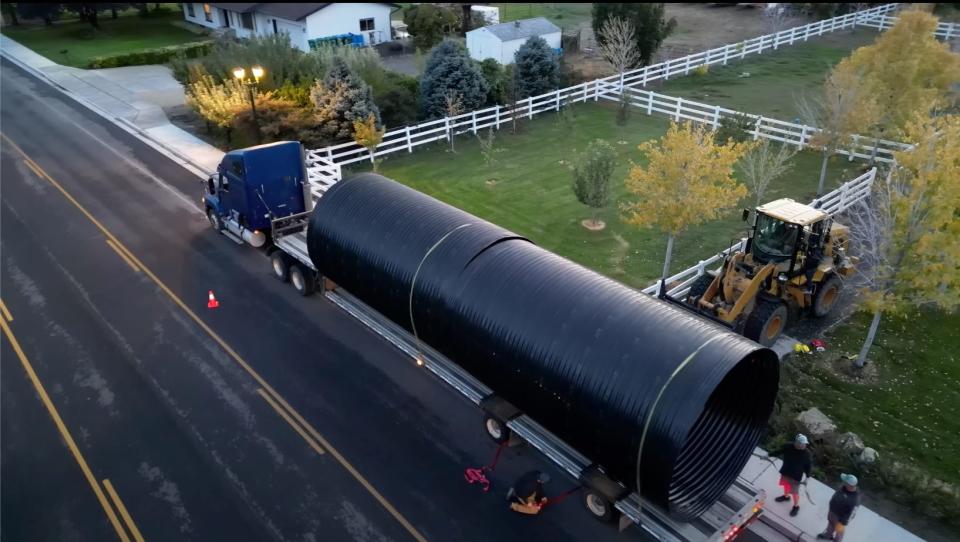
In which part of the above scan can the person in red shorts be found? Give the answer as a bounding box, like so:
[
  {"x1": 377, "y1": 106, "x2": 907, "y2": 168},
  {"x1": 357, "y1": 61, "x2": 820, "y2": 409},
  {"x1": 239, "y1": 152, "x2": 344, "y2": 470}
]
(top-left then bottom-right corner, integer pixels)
[{"x1": 771, "y1": 433, "x2": 812, "y2": 517}]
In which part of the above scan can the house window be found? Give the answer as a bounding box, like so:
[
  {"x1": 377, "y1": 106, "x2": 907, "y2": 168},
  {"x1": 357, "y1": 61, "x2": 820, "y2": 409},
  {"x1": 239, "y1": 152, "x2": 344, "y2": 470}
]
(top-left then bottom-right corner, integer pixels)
[
  {"x1": 203, "y1": 4, "x2": 212, "y2": 22},
  {"x1": 360, "y1": 18, "x2": 375, "y2": 31},
  {"x1": 222, "y1": 9, "x2": 230, "y2": 28},
  {"x1": 272, "y1": 19, "x2": 278, "y2": 34},
  {"x1": 241, "y1": 12, "x2": 254, "y2": 30},
  {"x1": 186, "y1": 3, "x2": 195, "y2": 17}
]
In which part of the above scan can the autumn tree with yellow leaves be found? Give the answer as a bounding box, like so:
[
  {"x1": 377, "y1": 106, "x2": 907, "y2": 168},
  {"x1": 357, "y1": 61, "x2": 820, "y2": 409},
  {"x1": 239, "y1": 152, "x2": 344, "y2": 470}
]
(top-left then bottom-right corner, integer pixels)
[
  {"x1": 622, "y1": 121, "x2": 754, "y2": 282},
  {"x1": 846, "y1": 114, "x2": 960, "y2": 367},
  {"x1": 352, "y1": 113, "x2": 386, "y2": 172},
  {"x1": 186, "y1": 74, "x2": 250, "y2": 143}
]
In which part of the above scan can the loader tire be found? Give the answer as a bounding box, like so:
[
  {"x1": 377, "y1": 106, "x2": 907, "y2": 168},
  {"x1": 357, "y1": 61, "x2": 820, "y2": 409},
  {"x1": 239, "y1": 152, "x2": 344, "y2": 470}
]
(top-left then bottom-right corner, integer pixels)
[
  {"x1": 686, "y1": 274, "x2": 715, "y2": 302},
  {"x1": 812, "y1": 274, "x2": 842, "y2": 317},
  {"x1": 745, "y1": 298, "x2": 788, "y2": 346}
]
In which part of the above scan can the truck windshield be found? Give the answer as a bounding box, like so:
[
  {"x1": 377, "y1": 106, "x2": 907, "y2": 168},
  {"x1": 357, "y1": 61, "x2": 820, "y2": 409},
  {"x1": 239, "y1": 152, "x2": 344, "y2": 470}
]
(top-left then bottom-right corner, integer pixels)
[{"x1": 753, "y1": 214, "x2": 798, "y2": 262}]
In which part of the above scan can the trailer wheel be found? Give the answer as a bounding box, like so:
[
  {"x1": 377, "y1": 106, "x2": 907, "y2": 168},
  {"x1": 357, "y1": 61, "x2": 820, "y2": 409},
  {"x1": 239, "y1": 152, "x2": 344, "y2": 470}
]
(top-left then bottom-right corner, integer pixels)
[
  {"x1": 583, "y1": 490, "x2": 615, "y2": 523},
  {"x1": 483, "y1": 414, "x2": 511, "y2": 444},
  {"x1": 744, "y1": 298, "x2": 788, "y2": 347},
  {"x1": 206, "y1": 207, "x2": 222, "y2": 231},
  {"x1": 270, "y1": 251, "x2": 290, "y2": 283},
  {"x1": 290, "y1": 264, "x2": 316, "y2": 297},
  {"x1": 812, "y1": 274, "x2": 842, "y2": 317}
]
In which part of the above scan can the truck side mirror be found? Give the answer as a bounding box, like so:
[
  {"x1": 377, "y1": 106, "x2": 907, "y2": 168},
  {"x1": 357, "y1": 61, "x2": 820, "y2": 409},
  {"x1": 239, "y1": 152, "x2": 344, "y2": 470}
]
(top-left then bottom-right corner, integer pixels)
[
  {"x1": 207, "y1": 176, "x2": 216, "y2": 195},
  {"x1": 741, "y1": 209, "x2": 750, "y2": 222}
]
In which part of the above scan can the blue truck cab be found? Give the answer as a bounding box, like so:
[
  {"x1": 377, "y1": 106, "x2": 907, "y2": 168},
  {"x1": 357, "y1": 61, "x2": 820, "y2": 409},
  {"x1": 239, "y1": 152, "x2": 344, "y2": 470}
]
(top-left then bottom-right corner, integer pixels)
[{"x1": 204, "y1": 141, "x2": 308, "y2": 247}]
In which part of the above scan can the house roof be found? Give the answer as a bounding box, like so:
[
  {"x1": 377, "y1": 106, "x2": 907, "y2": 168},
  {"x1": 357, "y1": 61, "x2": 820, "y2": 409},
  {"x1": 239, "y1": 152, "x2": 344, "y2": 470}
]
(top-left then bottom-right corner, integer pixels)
[
  {"x1": 209, "y1": 3, "x2": 399, "y2": 22},
  {"x1": 475, "y1": 17, "x2": 561, "y2": 42}
]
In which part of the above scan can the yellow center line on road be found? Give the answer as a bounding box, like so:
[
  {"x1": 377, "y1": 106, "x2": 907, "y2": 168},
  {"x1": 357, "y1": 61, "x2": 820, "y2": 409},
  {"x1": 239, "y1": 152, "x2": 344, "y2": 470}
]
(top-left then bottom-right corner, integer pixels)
[
  {"x1": 256, "y1": 388, "x2": 326, "y2": 456},
  {"x1": 106, "y1": 239, "x2": 141, "y2": 273},
  {"x1": 0, "y1": 132, "x2": 429, "y2": 542},
  {"x1": 0, "y1": 309, "x2": 130, "y2": 542},
  {"x1": 0, "y1": 299, "x2": 12, "y2": 322},
  {"x1": 103, "y1": 479, "x2": 146, "y2": 542}
]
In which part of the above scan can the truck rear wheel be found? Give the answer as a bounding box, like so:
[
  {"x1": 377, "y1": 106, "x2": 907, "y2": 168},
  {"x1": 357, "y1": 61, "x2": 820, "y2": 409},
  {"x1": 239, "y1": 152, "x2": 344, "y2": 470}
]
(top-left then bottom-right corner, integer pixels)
[
  {"x1": 290, "y1": 264, "x2": 316, "y2": 297},
  {"x1": 483, "y1": 414, "x2": 511, "y2": 444},
  {"x1": 813, "y1": 274, "x2": 842, "y2": 317},
  {"x1": 270, "y1": 251, "x2": 290, "y2": 283},
  {"x1": 583, "y1": 490, "x2": 615, "y2": 523},
  {"x1": 206, "y1": 207, "x2": 221, "y2": 231},
  {"x1": 744, "y1": 298, "x2": 788, "y2": 347}
]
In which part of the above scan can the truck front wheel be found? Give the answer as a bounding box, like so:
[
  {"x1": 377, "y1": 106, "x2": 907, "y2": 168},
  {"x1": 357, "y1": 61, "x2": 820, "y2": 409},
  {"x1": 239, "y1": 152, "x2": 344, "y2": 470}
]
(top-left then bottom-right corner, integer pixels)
[
  {"x1": 270, "y1": 251, "x2": 290, "y2": 283},
  {"x1": 206, "y1": 207, "x2": 222, "y2": 231},
  {"x1": 482, "y1": 414, "x2": 511, "y2": 444},
  {"x1": 290, "y1": 264, "x2": 316, "y2": 297},
  {"x1": 583, "y1": 490, "x2": 615, "y2": 523}
]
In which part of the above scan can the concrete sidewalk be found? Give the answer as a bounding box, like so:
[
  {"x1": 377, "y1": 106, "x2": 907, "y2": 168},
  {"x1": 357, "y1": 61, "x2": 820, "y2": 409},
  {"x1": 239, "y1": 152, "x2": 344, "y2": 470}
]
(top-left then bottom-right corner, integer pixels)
[
  {"x1": 1, "y1": 35, "x2": 223, "y2": 174},
  {"x1": 743, "y1": 450, "x2": 922, "y2": 542}
]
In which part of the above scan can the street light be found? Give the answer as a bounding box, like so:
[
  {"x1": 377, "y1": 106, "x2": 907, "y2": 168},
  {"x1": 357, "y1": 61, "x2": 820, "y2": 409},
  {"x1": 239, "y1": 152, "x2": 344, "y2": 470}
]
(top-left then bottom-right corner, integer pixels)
[{"x1": 233, "y1": 65, "x2": 265, "y2": 143}]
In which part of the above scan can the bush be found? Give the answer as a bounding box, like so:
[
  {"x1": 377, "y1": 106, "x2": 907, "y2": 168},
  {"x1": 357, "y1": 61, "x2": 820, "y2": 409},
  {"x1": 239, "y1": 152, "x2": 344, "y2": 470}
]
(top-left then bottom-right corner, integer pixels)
[
  {"x1": 274, "y1": 81, "x2": 313, "y2": 107},
  {"x1": 478, "y1": 58, "x2": 507, "y2": 106},
  {"x1": 373, "y1": 71, "x2": 420, "y2": 129},
  {"x1": 86, "y1": 41, "x2": 213, "y2": 69},
  {"x1": 715, "y1": 112, "x2": 755, "y2": 144},
  {"x1": 513, "y1": 36, "x2": 560, "y2": 99},
  {"x1": 232, "y1": 94, "x2": 324, "y2": 147},
  {"x1": 420, "y1": 40, "x2": 488, "y2": 119}
]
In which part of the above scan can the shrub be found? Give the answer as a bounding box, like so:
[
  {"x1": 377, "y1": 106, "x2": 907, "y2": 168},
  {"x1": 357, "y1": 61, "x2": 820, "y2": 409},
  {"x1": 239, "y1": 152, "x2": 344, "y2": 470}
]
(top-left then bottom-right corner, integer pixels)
[
  {"x1": 513, "y1": 36, "x2": 560, "y2": 99},
  {"x1": 231, "y1": 94, "x2": 324, "y2": 147},
  {"x1": 373, "y1": 71, "x2": 419, "y2": 128},
  {"x1": 274, "y1": 81, "x2": 313, "y2": 107},
  {"x1": 572, "y1": 139, "x2": 617, "y2": 227},
  {"x1": 478, "y1": 58, "x2": 507, "y2": 106},
  {"x1": 86, "y1": 41, "x2": 213, "y2": 69},
  {"x1": 310, "y1": 57, "x2": 381, "y2": 143},
  {"x1": 692, "y1": 64, "x2": 709, "y2": 77},
  {"x1": 715, "y1": 112, "x2": 755, "y2": 144},
  {"x1": 420, "y1": 40, "x2": 488, "y2": 119}
]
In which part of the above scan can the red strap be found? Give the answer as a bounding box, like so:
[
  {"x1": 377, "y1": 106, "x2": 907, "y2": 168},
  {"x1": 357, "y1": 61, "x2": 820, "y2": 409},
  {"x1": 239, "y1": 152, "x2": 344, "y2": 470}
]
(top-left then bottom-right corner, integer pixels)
[
  {"x1": 463, "y1": 441, "x2": 510, "y2": 493},
  {"x1": 541, "y1": 486, "x2": 581, "y2": 509}
]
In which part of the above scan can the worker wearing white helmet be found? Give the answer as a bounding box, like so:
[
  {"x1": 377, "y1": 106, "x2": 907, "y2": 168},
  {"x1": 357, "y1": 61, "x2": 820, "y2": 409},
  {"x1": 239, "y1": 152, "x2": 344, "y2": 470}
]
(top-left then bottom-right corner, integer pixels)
[
  {"x1": 818, "y1": 473, "x2": 861, "y2": 541},
  {"x1": 771, "y1": 433, "x2": 812, "y2": 517}
]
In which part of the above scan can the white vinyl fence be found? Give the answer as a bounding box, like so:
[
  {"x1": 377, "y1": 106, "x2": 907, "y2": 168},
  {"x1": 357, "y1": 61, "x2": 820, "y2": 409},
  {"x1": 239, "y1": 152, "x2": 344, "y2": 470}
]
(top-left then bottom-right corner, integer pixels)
[
  {"x1": 640, "y1": 168, "x2": 878, "y2": 297},
  {"x1": 856, "y1": 13, "x2": 958, "y2": 40}
]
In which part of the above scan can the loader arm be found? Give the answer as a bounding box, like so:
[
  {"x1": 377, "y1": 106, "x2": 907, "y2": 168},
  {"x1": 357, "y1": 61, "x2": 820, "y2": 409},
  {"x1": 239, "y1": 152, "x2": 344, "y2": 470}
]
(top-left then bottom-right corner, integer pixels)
[{"x1": 717, "y1": 263, "x2": 777, "y2": 322}]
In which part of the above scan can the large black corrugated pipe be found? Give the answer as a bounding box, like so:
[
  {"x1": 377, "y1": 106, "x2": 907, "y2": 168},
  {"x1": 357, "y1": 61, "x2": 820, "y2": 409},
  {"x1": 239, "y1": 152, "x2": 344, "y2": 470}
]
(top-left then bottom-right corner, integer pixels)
[{"x1": 307, "y1": 174, "x2": 779, "y2": 520}]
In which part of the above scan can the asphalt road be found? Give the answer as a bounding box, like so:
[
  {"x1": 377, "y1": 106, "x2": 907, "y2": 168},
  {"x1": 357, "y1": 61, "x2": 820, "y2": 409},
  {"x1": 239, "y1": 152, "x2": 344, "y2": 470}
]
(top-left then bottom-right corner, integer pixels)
[{"x1": 0, "y1": 58, "x2": 654, "y2": 542}]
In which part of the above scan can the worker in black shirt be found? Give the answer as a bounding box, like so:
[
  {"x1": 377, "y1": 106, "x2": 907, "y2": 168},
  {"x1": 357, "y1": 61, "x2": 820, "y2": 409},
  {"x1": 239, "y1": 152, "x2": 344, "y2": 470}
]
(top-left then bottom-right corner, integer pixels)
[
  {"x1": 818, "y1": 473, "x2": 861, "y2": 541},
  {"x1": 771, "y1": 433, "x2": 812, "y2": 517},
  {"x1": 506, "y1": 470, "x2": 550, "y2": 515}
]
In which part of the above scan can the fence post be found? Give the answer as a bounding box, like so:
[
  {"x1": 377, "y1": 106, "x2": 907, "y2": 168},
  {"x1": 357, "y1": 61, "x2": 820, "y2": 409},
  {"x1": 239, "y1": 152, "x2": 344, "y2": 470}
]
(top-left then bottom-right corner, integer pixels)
[
  {"x1": 753, "y1": 116, "x2": 763, "y2": 140},
  {"x1": 798, "y1": 125, "x2": 806, "y2": 150},
  {"x1": 647, "y1": 91, "x2": 653, "y2": 115},
  {"x1": 741, "y1": 42, "x2": 747, "y2": 59},
  {"x1": 684, "y1": 55, "x2": 691, "y2": 75},
  {"x1": 675, "y1": 97, "x2": 682, "y2": 121},
  {"x1": 849, "y1": 134, "x2": 859, "y2": 162},
  {"x1": 555, "y1": 89, "x2": 561, "y2": 111},
  {"x1": 773, "y1": 32, "x2": 779, "y2": 50},
  {"x1": 723, "y1": 46, "x2": 729, "y2": 65},
  {"x1": 712, "y1": 105, "x2": 720, "y2": 129},
  {"x1": 528, "y1": 98, "x2": 534, "y2": 120},
  {"x1": 471, "y1": 110, "x2": 477, "y2": 134},
  {"x1": 494, "y1": 105, "x2": 500, "y2": 130},
  {"x1": 405, "y1": 126, "x2": 413, "y2": 153},
  {"x1": 327, "y1": 147, "x2": 333, "y2": 161},
  {"x1": 594, "y1": 80, "x2": 600, "y2": 102},
  {"x1": 445, "y1": 117, "x2": 451, "y2": 143}
]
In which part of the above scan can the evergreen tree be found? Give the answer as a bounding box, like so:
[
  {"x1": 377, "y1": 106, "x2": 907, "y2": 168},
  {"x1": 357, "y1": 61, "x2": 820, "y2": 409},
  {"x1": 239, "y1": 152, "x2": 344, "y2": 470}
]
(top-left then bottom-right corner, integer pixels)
[
  {"x1": 513, "y1": 36, "x2": 559, "y2": 100},
  {"x1": 310, "y1": 57, "x2": 381, "y2": 143},
  {"x1": 419, "y1": 40, "x2": 488, "y2": 119},
  {"x1": 592, "y1": 4, "x2": 676, "y2": 66}
]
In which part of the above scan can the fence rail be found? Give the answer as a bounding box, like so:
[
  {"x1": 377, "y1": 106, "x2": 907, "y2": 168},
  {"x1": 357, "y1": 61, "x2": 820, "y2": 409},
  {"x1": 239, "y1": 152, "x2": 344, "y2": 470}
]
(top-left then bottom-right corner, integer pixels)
[
  {"x1": 640, "y1": 168, "x2": 878, "y2": 298},
  {"x1": 856, "y1": 13, "x2": 958, "y2": 39}
]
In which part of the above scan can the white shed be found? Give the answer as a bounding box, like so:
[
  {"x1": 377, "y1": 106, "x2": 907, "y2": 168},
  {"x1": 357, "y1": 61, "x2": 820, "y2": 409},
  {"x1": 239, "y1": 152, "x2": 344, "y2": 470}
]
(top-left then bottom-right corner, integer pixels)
[{"x1": 466, "y1": 17, "x2": 562, "y2": 66}]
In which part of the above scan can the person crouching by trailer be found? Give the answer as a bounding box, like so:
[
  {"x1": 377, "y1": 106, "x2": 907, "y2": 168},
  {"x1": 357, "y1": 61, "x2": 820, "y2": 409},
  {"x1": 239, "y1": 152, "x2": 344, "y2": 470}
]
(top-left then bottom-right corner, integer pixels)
[
  {"x1": 772, "y1": 433, "x2": 812, "y2": 517},
  {"x1": 507, "y1": 471, "x2": 550, "y2": 515}
]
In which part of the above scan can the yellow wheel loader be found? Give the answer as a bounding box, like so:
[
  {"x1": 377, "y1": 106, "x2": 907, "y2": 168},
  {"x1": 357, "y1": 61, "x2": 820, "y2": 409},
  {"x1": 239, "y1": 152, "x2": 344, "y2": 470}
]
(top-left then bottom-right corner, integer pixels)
[{"x1": 683, "y1": 199, "x2": 857, "y2": 346}]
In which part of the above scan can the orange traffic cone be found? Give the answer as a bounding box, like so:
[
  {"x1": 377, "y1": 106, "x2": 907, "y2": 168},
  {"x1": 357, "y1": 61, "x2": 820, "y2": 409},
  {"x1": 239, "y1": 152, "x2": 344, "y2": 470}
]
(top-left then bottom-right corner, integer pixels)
[{"x1": 207, "y1": 290, "x2": 219, "y2": 309}]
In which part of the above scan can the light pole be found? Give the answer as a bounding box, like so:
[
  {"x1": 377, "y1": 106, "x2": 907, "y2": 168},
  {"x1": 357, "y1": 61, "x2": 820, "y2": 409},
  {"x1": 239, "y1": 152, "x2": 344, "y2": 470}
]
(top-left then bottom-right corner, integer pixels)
[{"x1": 233, "y1": 65, "x2": 264, "y2": 143}]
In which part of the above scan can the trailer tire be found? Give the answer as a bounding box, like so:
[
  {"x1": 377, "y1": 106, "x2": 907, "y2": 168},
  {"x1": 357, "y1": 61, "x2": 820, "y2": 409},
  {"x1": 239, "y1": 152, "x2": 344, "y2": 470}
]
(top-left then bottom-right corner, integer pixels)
[
  {"x1": 483, "y1": 415, "x2": 511, "y2": 444},
  {"x1": 686, "y1": 273, "x2": 715, "y2": 302},
  {"x1": 744, "y1": 297, "x2": 788, "y2": 346},
  {"x1": 206, "y1": 207, "x2": 222, "y2": 231},
  {"x1": 270, "y1": 251, "x2": 290, "y2": 283},
  {"x1": 583, "y1": 490, "x2": 615, "y2": 523},
  {"x1": 812, "y1": 274, "x2": 842, "y2": 317},
  {"x1": 290, "y1": 264, "x2": 316, "y2": 297}
]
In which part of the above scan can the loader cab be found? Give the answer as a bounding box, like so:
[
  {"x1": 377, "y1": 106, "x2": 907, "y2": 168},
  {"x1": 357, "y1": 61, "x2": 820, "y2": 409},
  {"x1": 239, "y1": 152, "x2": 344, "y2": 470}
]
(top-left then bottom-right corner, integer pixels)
[{"x1": 749, "y1": 199, "x2": 830, "y2": 275}]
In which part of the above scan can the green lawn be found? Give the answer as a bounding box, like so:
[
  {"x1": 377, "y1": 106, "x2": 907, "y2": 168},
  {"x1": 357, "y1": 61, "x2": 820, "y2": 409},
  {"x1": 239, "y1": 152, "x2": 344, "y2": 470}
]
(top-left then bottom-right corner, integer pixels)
[
  {"x1": 356, "y1": 102, "x2": 862, "y2": 290},
  {"x1": 493, "y1": 3, "x2": 593, "y2": 30},
  {"x1": 657, "y1": 29, "x2": 882, "y2": 119},
  {"x1": 779, "y1": 309, "x2": 960, "y2": 486},
  {"x1": 1, "y1": 10, "x2": 201, "y2": 68}
]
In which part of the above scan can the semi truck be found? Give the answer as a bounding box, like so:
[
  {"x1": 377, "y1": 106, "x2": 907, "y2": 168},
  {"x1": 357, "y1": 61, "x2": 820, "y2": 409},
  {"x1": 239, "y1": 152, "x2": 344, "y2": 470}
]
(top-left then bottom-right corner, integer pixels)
[{"x1": 202, "y1": 141, "x2": 769, "y2": 541}]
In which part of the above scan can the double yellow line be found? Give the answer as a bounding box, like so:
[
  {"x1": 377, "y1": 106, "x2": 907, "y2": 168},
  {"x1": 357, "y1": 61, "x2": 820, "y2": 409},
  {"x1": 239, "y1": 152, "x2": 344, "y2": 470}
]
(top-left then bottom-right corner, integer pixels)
[
  {"x1": 0, "y1": 305, "x2": 144, "y2": 542},
  {"x1": 1, "y1": 133, "x2": 427, "y2": 542}
]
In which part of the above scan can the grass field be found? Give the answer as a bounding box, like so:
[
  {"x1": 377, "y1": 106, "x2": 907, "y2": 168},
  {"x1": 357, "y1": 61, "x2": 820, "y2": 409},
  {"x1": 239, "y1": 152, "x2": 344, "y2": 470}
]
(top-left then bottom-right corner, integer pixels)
[
  {"x1": 493, "y1": 3, "x2": 593, "y2": 29},
  {"x1": 657, "y1": 29, "x2": 882, "y2": 119},
  {"x1": 356, "y1": 103, "x2": 863, "y2": 290},
  {"x1": 1, "y1": 9, "x2": 200, "y2": 68},
  {"x1": 780, "y1": 309, "x2": 960, "y2": 486}
]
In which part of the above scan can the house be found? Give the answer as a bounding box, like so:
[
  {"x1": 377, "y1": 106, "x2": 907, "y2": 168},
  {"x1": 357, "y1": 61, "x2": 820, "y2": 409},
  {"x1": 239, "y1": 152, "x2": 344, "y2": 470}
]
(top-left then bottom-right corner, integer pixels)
[
  {"x1": 466, "y1": 17, "x2": 561, "y2": 66},
  {"x1": 181, "y1": 3, "x2": 398, "y2": 51}
]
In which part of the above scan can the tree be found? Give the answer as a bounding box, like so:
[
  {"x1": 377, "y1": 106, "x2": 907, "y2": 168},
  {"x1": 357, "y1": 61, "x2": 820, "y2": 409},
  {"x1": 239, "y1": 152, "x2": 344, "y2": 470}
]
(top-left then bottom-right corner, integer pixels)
[
  {"x1": 4, "y1": 3, "x2": 19, "y2": 25},
  {"x1": 843, "y1": 10, "x2": 960, "y2": 146},
  {"x1": 404, "y1": 4, "x2": 458, "y2": 52},
  {"x1": 353, "y1": 113, "x2": 386, "y2": 172},
  {"x1": 592, "y1": 3, "x2": 676, "y2": 67},
  {"x1": 513, "y1": 36, "x2": 560, "y2": 100},
  {"x1": 478, "y1": 58, "x2": 507, "y2": 106},
  {"x1": 476, "y1": 128, "x2": 499, "y2": 170},
  {"x1": 622, "y1": 122, "x2": 753, "y2": 281},
  {"x1": 185, "y1": 74, "x2": 249, "y2": 142},
  {"x1": 846, "y1": 114, "x2": 960, "y2": 367},
  {"x1": 443, "y1": 89, "x2": 463, "y2": 152},
  {"x1": 65, "y1": 4, "x2": 112, "y2": 30},
  {"x1": 419, "y1": 40, "x2": 488, "y2": 119},
  {"x1": 572, "y1": 139, "x2": 618, "y2": 229},
  {"x1": 796, "y1": 59, "x2": 877, "y2": 196},
  {"x1": 597, "y1": 17, "x2": 641, "y2": 125},
  {"x1": 738, "y1": 140, "x2": 796, "y2": 209},
  {"x1": 16, "y1": 3, "x2": 60, "y2": 25},
  {"x1": 310, "y1": 57, "x2": 381, "y2": 144}
]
